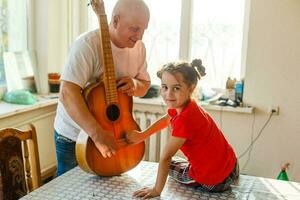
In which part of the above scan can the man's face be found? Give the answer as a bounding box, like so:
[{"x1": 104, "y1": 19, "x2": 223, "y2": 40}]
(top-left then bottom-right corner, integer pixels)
[{"x1": 112, "y1": 12, "x2": 149, "y2": 48}]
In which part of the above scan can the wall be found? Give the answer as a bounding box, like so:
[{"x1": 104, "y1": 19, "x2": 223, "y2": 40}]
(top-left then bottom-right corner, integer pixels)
[
  {"x1": 206, "y1": 0, "x2": 300, "y2": 182},
  {"x1": 236, "y1": 0, "x2": 300, "y2": 180}
]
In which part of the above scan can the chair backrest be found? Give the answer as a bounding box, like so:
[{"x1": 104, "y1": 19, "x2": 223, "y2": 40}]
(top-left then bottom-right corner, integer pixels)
[{"x1": 0, "y1": 124, "x2": 41, "y2": 200}]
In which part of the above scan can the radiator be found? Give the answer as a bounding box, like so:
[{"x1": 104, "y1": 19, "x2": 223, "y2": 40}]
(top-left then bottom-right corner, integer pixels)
[{"x1": 133, "y1": 110, "x2": 170, "y2": 162}]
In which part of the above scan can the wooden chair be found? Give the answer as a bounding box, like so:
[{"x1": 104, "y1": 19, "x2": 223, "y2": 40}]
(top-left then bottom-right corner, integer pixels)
[{"x1": 0, "y1": 124, "x2": 41, "y2": 200}]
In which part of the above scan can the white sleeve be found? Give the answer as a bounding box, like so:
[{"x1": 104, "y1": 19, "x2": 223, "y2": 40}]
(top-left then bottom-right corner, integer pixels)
[{"x1": 61, "y1": 39, "x2": 96, "y2": 88}]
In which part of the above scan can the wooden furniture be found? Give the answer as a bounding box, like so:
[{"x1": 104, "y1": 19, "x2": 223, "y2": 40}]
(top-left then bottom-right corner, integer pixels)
[
  {"x1": 0, "y1": 124, "x2": 41, "y2": 200},
  {"x1": 0, "y1": 97, "x2": 57, "y2": 181},
  {"x1": 21, "y1": 161, "x2": 300, "y2": 200}
]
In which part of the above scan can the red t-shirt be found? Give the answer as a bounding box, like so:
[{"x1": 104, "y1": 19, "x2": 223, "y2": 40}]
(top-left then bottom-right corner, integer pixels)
[{"x1": 168, "y1": 100, "x2": 237, "y2": 185}]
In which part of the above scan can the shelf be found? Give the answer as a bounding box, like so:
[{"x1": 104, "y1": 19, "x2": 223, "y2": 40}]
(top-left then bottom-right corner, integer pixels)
[{"x1": 133, "y1": 97, "x2": 254, "y2": 114}]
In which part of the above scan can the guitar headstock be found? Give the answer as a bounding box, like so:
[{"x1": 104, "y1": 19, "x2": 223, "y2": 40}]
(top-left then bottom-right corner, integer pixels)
[{"x1": 89, "y1": 0, "x2": 106, "y2": 16}]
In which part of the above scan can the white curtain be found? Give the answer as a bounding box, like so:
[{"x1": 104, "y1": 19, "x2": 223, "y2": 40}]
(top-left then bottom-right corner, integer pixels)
[
  {"x1": 7, "y1": 0, "x2": 27, "y2": 51},
  {"x1": 67, "y1": 0, "x2": 88, "y2": 48},
  {"x1": 0, "y1": 0, "x2": 27, "y2": 86}
]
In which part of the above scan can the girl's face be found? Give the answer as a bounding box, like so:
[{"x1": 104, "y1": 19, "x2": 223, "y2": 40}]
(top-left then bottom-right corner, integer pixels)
[{"x1": 160, "y1": 72, "x2": 194, "y2": 113}]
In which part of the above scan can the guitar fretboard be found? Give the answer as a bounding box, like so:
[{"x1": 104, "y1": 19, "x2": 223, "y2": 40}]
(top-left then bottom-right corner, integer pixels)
[{"x1": 99, "y1": 15, "x2": 118, "y2": 104}]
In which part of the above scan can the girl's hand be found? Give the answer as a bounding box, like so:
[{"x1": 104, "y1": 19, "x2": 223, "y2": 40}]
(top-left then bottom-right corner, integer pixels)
[
  {"x1": 133, "y1": 187, "x2": 160, "y2": 199},
  {"x1": 125, "y1": 130, "x2": 144, "y2": 144}
]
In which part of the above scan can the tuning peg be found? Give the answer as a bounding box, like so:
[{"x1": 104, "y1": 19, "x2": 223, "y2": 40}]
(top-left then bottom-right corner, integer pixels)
[{"x1": 87, "y1": 0, "x2": 92, "y2": 6}]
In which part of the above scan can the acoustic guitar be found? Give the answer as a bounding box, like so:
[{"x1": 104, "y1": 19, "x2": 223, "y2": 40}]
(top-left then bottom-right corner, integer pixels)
[{"x1": 75, "y1": 0, "x2": 145, "y2": 176}]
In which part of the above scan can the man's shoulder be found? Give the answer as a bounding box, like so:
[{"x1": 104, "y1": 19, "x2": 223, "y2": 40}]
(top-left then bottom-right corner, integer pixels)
[
  {"x1": 134, "y1": 40, "x2": 145, "y2": 50},
  {"x1": 74, "y1": 29, "x2": 100, "y2": 46}
]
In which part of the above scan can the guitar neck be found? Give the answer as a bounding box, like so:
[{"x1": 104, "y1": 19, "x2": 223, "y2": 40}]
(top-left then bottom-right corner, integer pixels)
[{"x1": 98, "y1": 15, "x2": 118, "y2": 104}]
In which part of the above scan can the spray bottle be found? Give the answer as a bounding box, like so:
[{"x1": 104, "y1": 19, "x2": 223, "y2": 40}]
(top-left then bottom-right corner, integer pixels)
[{"x1": 277, "y1": 163, "x2": 290, "y2": 181}]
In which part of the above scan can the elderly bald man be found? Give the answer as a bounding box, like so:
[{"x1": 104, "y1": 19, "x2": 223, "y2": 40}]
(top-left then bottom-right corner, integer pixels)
[{"x1": 54, "y1": 0, "x2": 151, "y2": 176}]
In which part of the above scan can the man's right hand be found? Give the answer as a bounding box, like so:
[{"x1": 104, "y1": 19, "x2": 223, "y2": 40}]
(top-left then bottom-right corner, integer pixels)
[{"x1": 91, "y1": 130, "x2": 117, "y2": 158}]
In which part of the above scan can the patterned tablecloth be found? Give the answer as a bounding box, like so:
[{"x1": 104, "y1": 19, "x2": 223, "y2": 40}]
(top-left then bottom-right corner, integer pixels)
[{"x1": 22, "y1": 161, "x2": 300, "y2": 200}]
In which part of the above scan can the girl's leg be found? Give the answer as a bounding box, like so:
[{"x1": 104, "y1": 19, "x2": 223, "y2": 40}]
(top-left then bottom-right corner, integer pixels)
[
  {"x1": 168, "y1": 157, "x2": 197, "y2": 185},
  {"x1": 199, "y1": 162, "x2": 240, "y2": 192},
  {"x1": 54, "y1": 130, "x2": 77, "y2": 176},
  {"x1": 169, "y1": 157, "x2": 240, "y2": 193}
]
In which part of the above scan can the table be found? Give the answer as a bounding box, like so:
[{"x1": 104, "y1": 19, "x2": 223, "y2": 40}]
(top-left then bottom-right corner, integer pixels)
[{"x1": 22, "y1": 161, "x2": 300, "y2": 200}]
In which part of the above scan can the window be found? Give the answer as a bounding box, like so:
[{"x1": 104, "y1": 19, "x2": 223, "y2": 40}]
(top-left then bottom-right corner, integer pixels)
[
  {"x1": 190, "y1": 0, "x2": 246, "y2": 88},
  {"x1": 0, "y1": 0, "x2": 8, "y2": 86},
  {"x1": 87, "y1": 0, "x2": 246, "y2": 88},
  {"x1": 0, "y1": 0, "x2": 28, "y2": 86},
  {"x1": 142, "y1": 0, "x2": 181, "y2": 85}
]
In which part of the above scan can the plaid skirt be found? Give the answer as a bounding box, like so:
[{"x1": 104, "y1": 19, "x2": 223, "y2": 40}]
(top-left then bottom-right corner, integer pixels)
[{"x1": 168, "y1": 157, "x2": 239, "y2": 192}]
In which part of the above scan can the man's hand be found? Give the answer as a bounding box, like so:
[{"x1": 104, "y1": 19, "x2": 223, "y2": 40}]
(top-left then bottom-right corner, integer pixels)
[
  {"x1": 132, "y1": 187, "x2": 161, "y2": 199},
  {"x1": 91, "y1": 130, "x2": 117, "y2": 158},
  {"x1": 125, "y1": 130, "x2": 145, "y2": 144},
  {"x1": 117, "y1": 76, "x2": 137, "y2": 96}
]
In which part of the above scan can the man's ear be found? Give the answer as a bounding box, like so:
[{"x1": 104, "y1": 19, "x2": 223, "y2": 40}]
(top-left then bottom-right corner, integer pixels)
[{"x1": 113, "y1": 15, "x2": 120, "y2": 28}]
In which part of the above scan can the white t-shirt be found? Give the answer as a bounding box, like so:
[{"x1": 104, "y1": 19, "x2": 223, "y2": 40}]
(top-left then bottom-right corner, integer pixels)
[{"x1": 54, "y1": 29, "x2": 150, "y2": 141}]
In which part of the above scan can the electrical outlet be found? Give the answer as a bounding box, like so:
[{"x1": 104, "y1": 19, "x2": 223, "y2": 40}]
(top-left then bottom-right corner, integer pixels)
[{"x1": 270, "y1": 106, "x2": 279, "y2": 115}]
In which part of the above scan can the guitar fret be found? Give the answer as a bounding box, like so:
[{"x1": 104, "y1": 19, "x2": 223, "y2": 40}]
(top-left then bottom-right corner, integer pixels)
[
  {"x1": 107, "y1": 78, "x2": 115, "y2": 82},
  {"x1": 107, "y1": 93, "x2": 117, "y2": 97},
  {"x1": 107, "y1": 88, "x2": 117, "y2": 92},
  {"x1": 106, "y1": 82, "x2": 116, "y2": 87},
  {"x1": 106, "y1": 96, "x2": 116, "y2": 100},
  {"x1": 106, "y1": 98, "x2": 117, "y2": 103},
  {"x1": 106, "y1": 69, "x2": 115, "y2": 74},
  {"x1": 108, "y1": 87, "x2": 117, "y2": 91},
  {"x1": 107, "y1": 96, "x2": 117, "y2": 100},
  {"x1": 106, "y1": 95, "x2": 116, "y2": 100},
  {"x1": 106, "y1": 69, "x2": 114, "y2": 72},
  {"x1": 105, "y1": 60, "x2": 113, "y2": 65},
  {"x1": 107, "y1": 73, "x2": 115, "y2": 77},
  {"x1": 108, "y1": 90, "x2": 117, "y2": 93},
  {"x1": 108, "y1": 88, "x2": 117, "y2": 91},
  {"x1": 106, "y1": 71, "x2": 114, "y2": 75}
]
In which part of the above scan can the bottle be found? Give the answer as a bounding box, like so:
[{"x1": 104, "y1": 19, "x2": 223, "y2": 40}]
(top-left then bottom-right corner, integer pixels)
[
  {"x1": 226, "y1": 77, "x2": 236, "y2": 89},
  {"x1": 277, "y1": 163, "x2": 290, "y2": 181},
  {"x1": 226, "y1": 77, "x2": 236, "y2": 101},
  {"x1": 235, "y1": 80, "x2": 244, "y2": 106}
]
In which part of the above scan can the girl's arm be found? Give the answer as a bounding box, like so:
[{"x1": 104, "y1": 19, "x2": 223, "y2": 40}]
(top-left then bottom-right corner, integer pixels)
[
  {"x1": 133, "y1": 136, "x2": 186, "y2": 198},
  {"x1": 125, "y1": 114, "x2": 171, "y2": 144}
]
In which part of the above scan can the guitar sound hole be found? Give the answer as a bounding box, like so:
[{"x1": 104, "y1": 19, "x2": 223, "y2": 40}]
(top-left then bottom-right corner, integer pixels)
[{"x1": 106, "y1": 104, "x2": 120, "y2": 121}]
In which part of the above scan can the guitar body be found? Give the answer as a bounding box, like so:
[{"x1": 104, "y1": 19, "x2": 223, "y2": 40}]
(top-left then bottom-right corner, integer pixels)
[{"x1": 76, "y1": 81, "x2": 145, "y2": 176}]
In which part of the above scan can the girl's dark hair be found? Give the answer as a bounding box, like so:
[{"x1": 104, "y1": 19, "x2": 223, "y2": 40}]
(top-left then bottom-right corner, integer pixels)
[{"x1": 157, "y1": 59, "x2": 206, "y2": 87}]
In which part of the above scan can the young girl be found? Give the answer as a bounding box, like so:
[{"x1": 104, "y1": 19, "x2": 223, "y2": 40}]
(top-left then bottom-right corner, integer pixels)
[{"x1": 126, "y1": 59, "x2": 239, "y2": 199}]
